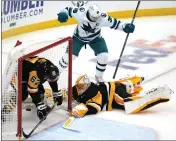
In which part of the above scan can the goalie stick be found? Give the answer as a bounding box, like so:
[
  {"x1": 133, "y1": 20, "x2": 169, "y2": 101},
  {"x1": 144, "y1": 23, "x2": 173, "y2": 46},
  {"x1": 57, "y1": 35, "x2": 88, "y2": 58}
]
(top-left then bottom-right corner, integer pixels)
[
  {"x1": 22, "y1": 102, "x2": 57, "y2": 139},
  {"x1": 62, "y1": 116, "x2": 80, "y2": 133},
  {"x1": 113, "y1": 1, "x2": 141, "y2": 79}
]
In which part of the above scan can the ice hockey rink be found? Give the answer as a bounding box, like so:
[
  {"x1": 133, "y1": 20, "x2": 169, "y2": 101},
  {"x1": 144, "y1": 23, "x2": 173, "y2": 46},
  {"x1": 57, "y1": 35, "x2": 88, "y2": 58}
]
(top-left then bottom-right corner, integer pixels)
[{"x1": 2, "y1": 14, "x2": 176, "y2": 140}]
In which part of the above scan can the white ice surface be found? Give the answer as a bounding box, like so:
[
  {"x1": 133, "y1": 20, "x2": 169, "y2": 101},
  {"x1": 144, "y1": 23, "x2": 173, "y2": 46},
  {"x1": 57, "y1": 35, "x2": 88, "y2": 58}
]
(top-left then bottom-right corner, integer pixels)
[{"x1": 2, "y1": 16, "x2": 176, "y2": 140}]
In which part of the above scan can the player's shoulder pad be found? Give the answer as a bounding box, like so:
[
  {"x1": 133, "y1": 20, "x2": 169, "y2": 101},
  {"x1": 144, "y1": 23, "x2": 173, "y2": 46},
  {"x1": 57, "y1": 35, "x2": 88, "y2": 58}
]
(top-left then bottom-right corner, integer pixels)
[
  {"x1": 100, "y1": 13, "x2": 113, "y2": 22},
  {"x1": 101, "y1": 13, "x2": 108, "y2": 18},
  {"x1": 79, "y1": 7, "x2": 86, "y2": 12},
  {"x1": 72, "y1": 6, "x2": 87, "y2": 14}
]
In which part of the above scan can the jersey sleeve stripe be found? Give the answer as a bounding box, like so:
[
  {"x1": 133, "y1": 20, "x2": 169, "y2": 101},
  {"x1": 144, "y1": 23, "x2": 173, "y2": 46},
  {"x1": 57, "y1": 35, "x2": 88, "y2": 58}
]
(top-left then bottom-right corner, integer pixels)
[
  {"x1": 110, "y1": 19, "x2": 117, "y2": 29},
  {"x1": 68, "y1": 7, "x2": 73, "y2": 17},
  {"x1": 27, "y1": 87, "x2": 38, "y2": 93},
  {"x1": 87, "y1": 102, "x2": 101, "y2": 112},
  {"x1": 115, "y1": 21, "x2": 121, "y2": 29}
]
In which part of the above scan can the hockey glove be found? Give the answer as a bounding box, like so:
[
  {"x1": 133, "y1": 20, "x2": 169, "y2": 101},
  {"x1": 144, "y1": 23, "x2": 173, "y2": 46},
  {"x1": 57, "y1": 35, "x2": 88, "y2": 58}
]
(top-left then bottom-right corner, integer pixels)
[
  {"x1": 57, "y1": 12, "x2": 68, "y2": 23},
  {"x1": 36, "y1": 102, "x2": 51, "y2": 120},
  {"x1": 123, "y1": 23, "x2": 135, "y2": 33},
  {"x1": 53, "y1": 90, "x2": 63, "y2": 106},
  {"x1": 72, "y1": 103, "x2": 88, "y2": 118}
]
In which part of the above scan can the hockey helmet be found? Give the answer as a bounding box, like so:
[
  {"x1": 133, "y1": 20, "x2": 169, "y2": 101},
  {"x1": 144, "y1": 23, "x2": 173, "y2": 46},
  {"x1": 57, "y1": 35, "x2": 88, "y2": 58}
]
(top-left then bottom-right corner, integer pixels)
[
  {"x1": 45, "y1": 64, "x2": 59, "y2": 82},
  {"x1": 75, "y1": 74, "x2": 91, "y2": 95},
  {"x1": 88, "y1": 5, "x2": 101, "y2": 21}
]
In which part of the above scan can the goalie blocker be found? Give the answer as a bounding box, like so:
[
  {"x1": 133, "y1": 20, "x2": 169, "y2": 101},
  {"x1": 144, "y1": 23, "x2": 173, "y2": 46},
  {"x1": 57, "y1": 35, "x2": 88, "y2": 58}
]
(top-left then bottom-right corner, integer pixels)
[{"x1": 70, "y1": 75, "x2": 173, "y2": 117}]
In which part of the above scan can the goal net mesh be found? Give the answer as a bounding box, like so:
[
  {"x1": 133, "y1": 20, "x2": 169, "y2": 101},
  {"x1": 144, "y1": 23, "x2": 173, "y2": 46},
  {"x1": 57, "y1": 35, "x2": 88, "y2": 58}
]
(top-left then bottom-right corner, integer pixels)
[{"x1": 2, "y1": 37, "x2": 72, "y2": 139}]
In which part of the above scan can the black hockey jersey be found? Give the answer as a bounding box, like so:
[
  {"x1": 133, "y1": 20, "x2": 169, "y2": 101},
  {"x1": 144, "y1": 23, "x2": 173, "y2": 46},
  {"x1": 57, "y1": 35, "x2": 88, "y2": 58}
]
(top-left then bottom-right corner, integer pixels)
[
  {"x1": 22, "y1": 56, "x2": 58, "y2": 94},
  {"x1": 72, "y1": 76, "x2": 144, "y2": 116}
]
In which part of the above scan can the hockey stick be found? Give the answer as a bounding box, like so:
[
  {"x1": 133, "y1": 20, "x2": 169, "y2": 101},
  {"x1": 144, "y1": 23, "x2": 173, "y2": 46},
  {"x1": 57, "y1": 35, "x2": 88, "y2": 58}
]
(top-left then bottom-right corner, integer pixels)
[
  {"x1": 22, "y1": 102, "x2": 57, "y2": 139},
  {"x1": 113, "y1": 1, "x2": 141, "y2": 79}
]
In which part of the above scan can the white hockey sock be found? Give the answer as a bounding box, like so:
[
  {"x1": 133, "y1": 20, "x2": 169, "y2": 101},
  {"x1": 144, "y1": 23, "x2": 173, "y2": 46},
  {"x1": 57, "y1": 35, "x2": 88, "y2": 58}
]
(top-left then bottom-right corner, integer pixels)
[
  {"x1": 96, "y1": 53, "x2": 108, "y2": 78},
  {"x1": 58, "y1": 53, "x2": 77, "y2": 73}
]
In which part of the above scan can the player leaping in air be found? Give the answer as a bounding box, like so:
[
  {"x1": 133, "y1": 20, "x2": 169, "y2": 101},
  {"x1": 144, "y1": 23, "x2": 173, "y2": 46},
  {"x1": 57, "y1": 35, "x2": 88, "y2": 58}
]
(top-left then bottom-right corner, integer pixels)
[
  {"x1": 2, "y1": 56, "x2": 63, "y2": 122},
  {"x1": 57, "y1": 3, "x2": 135, "y2": 84},
  {"x1": 70, "y1": 74, "x2": 173, "y2": 118}
]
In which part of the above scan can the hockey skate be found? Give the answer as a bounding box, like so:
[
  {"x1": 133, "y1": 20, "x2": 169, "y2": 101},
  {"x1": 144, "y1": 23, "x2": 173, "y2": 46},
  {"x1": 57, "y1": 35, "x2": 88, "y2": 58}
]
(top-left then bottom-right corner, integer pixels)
[{"x1": 95, "y1": 76, "x2": 104, "y2": 85}]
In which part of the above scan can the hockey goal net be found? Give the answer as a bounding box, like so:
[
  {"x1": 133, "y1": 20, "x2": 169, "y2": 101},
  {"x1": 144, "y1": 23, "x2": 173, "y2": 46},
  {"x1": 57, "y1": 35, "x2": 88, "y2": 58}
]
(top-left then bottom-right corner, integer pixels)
[{"x1": 2, "y1": 37, "x2": 72, "y2": 140}]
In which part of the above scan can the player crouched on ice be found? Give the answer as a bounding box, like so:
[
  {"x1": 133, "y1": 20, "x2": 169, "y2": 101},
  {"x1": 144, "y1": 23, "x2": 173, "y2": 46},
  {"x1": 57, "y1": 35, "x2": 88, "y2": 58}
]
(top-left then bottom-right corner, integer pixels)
[
  {"x1": 2, "y1": 56, "x2": 63, "y2": 122},
  {"x1": 71, "y1": 74, "x2": 173, "y2": 118},
  {"x1": 57, "y1": 4, "x2": 135, "y2": 84}
]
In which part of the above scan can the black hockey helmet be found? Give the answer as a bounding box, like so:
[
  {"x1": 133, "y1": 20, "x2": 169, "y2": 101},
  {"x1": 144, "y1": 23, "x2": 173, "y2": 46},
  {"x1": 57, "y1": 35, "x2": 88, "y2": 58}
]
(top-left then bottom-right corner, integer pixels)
[{"x1": 45, "y1": 64, "x2": 59, "y2": 82}]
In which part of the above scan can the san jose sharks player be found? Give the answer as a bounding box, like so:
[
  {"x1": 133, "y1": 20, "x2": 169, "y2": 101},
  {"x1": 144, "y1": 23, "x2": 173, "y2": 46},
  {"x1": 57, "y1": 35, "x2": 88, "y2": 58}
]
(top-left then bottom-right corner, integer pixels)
[{"x1": 57, "y1": 4, "x2": 135, "y2": 83}]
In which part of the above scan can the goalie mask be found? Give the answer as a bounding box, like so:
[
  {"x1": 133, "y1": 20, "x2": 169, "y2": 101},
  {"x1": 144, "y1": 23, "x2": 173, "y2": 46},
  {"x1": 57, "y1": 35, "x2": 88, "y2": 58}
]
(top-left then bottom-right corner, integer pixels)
[
  {"x1": 75, "y1": 74, "x2": 91, "y2": 95},
  {"x1": 88, "y1": 5, "x2": 101, "y2": 21}
]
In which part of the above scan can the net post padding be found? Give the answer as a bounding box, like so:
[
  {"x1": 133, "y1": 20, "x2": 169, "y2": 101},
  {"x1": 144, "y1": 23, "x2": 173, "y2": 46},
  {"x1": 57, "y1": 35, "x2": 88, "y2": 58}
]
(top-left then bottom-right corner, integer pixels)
[
  {"x1": 17, "y1": 57, "x2": 23, "y2": 138},
  {"x1": 68, "y1": 39, "x2": 72, "y2": 112}
]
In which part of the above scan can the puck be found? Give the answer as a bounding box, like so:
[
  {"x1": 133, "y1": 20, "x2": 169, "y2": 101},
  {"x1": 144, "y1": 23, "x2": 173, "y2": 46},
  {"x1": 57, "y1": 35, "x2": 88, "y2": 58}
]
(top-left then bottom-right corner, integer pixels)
[{"x1": 26, "y1": 108, "x2": 31, "y2": 111}]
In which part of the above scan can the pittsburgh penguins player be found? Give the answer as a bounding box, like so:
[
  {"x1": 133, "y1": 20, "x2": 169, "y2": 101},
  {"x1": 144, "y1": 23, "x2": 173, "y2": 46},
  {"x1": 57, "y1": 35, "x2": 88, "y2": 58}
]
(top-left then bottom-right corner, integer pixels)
[
  {"x1": 71, "y1": 74, "x2": 172, "y2": 117},
  {"x1": 57, "y1": 4, "x2": 135, "y2": 83},
  {"x1": 2, "y1": 56, "x2": 63, "y2": 121}
]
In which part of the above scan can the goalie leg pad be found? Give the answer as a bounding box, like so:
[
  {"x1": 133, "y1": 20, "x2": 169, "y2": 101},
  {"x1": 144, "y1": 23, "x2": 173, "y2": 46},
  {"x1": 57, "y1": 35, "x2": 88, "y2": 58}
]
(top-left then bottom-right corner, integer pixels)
[{"x1": 124, "y1": 85, "x2": 173, "y2": 114}]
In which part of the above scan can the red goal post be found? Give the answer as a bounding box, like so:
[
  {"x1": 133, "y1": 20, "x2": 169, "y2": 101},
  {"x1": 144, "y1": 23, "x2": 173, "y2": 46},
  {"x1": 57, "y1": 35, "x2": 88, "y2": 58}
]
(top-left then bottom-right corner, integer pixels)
[{"x1": 2, "y1": 37, "x2": 72, "y2": 139}]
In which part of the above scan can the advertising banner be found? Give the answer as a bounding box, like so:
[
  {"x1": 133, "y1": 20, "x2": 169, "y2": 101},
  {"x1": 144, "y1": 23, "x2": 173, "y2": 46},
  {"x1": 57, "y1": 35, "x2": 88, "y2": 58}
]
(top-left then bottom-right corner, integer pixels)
[{"x1": 2, "y1": 1, "x2": 44, "y2": 31}]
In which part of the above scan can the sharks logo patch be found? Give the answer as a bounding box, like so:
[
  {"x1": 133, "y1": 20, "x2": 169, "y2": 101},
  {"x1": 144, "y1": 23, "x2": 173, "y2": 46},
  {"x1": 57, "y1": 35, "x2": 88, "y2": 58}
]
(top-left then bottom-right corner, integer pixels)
[{"x1": 81, "y1": 22, "x2": 96, "y2": 34}]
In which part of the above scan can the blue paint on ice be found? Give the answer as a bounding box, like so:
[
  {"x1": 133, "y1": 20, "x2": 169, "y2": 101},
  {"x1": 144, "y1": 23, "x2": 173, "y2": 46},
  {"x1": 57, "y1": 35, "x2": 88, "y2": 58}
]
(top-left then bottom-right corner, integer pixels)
[{"x1": 29, "y1": 116, "x2": 157, "y2": 140}]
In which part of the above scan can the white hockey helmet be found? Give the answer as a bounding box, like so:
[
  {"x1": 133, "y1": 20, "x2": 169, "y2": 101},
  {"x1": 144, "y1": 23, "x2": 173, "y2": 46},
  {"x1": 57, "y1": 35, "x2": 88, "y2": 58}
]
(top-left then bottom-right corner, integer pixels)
[{"x1": 88, "y1": 5, "x2": 101, "y2": 21}]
